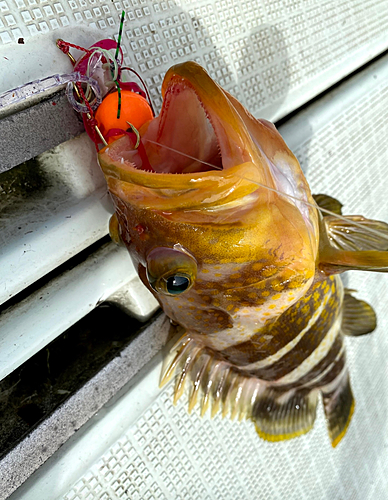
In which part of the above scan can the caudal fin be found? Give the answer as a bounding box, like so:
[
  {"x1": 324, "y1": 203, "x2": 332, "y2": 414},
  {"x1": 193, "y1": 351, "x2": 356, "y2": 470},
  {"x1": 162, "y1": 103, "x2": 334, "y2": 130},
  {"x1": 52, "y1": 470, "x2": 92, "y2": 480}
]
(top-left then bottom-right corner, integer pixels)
[{"x1": 322, "y1": 371, "x2": 355, "y2": 447}]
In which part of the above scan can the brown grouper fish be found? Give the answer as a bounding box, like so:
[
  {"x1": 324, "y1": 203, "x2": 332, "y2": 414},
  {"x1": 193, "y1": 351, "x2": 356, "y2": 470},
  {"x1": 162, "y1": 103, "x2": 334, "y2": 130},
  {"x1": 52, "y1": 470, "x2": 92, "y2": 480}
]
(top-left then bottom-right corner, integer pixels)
[{"x1": 98, "y1": 62, "x2": 388, "y2": 447}]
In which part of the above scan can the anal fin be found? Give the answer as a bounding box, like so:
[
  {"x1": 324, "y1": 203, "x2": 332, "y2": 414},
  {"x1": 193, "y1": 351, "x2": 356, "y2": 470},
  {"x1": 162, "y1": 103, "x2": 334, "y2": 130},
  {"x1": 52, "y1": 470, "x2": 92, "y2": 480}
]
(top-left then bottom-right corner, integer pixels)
[
  {"x1": 251, "y1": 389, "x2": 318, "y2": 442},
  {"x1": 322, "y1": 371, "x2": 355, "y2": 447},
  {"x1": 342, "y1": 290, "x2": 376, "y2": 336}
]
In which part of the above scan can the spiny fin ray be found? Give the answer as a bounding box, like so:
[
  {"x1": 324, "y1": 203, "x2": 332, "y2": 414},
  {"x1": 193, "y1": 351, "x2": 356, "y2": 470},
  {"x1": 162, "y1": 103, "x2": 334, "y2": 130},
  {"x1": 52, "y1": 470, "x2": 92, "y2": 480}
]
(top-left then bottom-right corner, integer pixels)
[
  {"x1": 173, "y1": 346, "x2": 201, "y2": 404},
  {"x1": 162, "y1": 334, "x2": 356, "y2": 446},
  {"x1": 160, "y1": 336, "x2": 193, "y2": 387},
  {"x1": 163, "y1": 333, "x2": 265, "y2": 422},
  {"x1": 211, "y1": 366, "x2": 230, "y2": 418},
  {"x1": 201, "y1": 361, "x2": 221, "y2": 417},
  {"x1": 188, "y1": 354, "x2": 211, "y2": 414}
]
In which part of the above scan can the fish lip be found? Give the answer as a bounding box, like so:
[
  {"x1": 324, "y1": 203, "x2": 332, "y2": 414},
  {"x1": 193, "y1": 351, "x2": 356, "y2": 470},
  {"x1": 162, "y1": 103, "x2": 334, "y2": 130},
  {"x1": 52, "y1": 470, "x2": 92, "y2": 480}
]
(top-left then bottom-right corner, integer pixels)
[{"x1": 99, "y1": 144, "x2": 262, "y2": 212}]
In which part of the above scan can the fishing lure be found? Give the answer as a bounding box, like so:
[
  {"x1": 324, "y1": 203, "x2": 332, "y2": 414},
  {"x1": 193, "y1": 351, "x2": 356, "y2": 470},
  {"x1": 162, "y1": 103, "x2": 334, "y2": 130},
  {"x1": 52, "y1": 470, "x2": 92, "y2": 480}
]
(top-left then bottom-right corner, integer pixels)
[
  {"x1": 56, "y1": 11, "x2": 155, "y2": 151},
  {"x1": 96, "y1": 61, "x2": 388, "y2": 448}
]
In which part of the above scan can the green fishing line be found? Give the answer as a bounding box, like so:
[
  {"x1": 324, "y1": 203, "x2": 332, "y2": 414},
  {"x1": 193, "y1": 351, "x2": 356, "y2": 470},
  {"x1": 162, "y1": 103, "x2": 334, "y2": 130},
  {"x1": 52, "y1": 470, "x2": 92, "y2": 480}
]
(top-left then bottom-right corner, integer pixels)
[
  {"x1": 115, "y1": 10, "x2": 125, "y2": 119},
  {"x1": 116, "y1": 82, "x2": 122, "y2": 119},
  {"x1": 115, "y1": 10, "x2": 125, "y2": 61}
]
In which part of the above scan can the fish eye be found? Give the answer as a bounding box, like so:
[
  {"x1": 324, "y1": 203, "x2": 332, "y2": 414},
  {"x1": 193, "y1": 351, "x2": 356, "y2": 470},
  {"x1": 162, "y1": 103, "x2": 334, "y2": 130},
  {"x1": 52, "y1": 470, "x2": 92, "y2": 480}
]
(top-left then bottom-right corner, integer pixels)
[
  {"x1": 146, "y1": 247, "x2": 196, "y2": 296},
  {"x1": 165, "y1": 274, "x2": 191, "y2": 295}
]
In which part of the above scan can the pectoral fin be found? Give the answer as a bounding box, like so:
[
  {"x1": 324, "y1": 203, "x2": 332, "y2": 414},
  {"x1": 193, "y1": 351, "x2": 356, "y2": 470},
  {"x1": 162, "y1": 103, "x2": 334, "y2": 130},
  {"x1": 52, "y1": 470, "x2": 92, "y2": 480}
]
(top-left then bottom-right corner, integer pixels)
[
  {"x1": 319, "y1": 214, "x2": 388, "y2": 273},
  {"x1": 313, "y1": 193, "x2": 343, "y2": 215},
  {"x1": 252, "y1": 389, "x2": 318, "y2": 442},
  {"x1": 342, "y1": 290, "x2": 376, "y2": 336},
  {"x1": 109, "y1": 213, "x2": 124, "y2": 246}
]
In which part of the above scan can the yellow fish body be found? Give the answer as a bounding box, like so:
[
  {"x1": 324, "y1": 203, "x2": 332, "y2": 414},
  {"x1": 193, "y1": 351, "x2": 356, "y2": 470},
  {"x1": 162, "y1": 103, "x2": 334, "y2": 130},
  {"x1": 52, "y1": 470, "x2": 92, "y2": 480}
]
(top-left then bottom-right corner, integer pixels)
[{"x1": 99, "y1": 62, "x2": 388, "y2": 447}]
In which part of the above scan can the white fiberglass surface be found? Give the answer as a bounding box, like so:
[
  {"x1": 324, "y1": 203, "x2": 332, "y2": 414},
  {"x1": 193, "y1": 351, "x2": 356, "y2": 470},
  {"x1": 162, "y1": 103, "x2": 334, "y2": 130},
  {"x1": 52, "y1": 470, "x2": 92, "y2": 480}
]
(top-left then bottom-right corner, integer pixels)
[
  {"x1": 1, "y1": 0, "x2": 388, "y2": 121},
  {"x1": 0, "y1": 134, "x2": 112, "y2": 306},
  {"x1": 2, "y1": 1, "x2": 388, "y2": 499},
  {"x1": 0, "y1": 243, "x2": 138, "y2": 381}
]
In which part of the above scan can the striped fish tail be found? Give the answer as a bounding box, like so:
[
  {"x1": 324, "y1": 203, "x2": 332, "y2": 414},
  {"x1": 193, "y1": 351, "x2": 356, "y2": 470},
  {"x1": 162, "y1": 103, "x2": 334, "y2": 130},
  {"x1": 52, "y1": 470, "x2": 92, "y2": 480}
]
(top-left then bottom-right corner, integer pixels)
[{"x1": 250, "y1": 373, "x2": 355, "y2": 447}]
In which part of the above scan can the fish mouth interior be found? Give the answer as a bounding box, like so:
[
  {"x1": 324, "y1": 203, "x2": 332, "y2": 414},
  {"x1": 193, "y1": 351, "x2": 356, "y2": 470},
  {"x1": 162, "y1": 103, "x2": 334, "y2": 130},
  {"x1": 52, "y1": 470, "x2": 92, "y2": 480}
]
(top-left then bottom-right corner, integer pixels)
[{"x1": 133, "y1": 78, "x2": 223, "y2": 174}]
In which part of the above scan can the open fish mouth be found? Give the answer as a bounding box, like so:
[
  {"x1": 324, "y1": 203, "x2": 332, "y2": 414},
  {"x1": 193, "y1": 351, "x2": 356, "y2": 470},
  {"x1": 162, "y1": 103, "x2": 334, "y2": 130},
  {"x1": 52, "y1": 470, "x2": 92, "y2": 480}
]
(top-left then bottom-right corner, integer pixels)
[
  {"x1": 98, "y1": 62, "x2": 310, "y2": 219},
  {"x1": 140, "y1": 74, "x2": 223, "y2": 174},
  {"x1": 102, "y1": 62, "x2": 257, "y2": 176}
]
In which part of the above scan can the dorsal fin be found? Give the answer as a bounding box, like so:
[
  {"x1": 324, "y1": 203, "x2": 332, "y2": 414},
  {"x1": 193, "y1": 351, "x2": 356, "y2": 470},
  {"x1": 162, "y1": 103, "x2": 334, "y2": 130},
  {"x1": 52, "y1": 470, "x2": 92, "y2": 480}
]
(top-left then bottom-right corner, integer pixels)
[
  {"x1": 341, "y1": 290, "x2": 376, "y2": 336},
  {"x1": 313, "y1": 193, "x2": 343, "y2": 215},
  {"x1": 161, "y1": 333, "x2": 319, "y2": 440},
  {"x1": 160, "y1": 333, "x2": 263, "y2": 421},
  {"x1": 318, "y1": 214, "x2": 388, "y2": 273}
]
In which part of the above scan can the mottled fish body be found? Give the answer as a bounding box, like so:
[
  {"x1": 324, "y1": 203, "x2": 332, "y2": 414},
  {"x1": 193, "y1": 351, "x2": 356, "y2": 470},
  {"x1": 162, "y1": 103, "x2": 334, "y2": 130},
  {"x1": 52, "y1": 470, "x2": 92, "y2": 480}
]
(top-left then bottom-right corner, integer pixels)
[{"x1": 99, "y1": 62, "x2": 388, "y2": 446}]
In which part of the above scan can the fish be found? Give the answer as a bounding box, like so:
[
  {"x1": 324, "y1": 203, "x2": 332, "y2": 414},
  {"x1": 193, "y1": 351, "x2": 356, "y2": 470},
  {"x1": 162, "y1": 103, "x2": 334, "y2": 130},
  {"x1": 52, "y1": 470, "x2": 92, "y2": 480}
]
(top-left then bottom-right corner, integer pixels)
[{"x1": 98, "y1": 61, "x2": 388, "y2": 447}]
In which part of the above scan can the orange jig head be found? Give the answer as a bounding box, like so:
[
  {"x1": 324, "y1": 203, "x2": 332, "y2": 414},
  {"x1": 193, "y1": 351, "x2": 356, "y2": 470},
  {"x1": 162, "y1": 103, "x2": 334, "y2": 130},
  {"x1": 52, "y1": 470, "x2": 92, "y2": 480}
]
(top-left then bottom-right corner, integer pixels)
[{"x1": 95, "y1": 90, "x2": 153, "y2": 144}]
